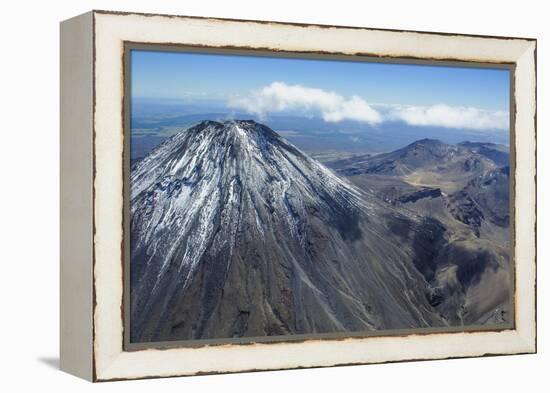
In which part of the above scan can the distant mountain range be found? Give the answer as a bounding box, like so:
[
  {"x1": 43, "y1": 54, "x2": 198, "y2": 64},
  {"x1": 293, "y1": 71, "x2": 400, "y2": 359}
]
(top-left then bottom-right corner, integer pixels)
[
  {"x1": 327, "y1": 138, "x2": 511, "y2": 325},
  {"x1": 328, "y1": 138, "x2": 508, "y2": 181},
  {"x1": 130, "y1": 108, "x2": 510, "y2": 161},
  {"x1": 326, "y1": 138, "x2": 510, "y2": 232},
  {"x1": 130, "y1": 120, "x2": 511, "y2": 343}
]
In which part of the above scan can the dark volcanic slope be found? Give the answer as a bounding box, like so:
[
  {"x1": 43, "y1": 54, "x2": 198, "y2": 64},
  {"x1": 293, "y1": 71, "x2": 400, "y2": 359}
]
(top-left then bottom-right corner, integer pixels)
[
  {"x1": 458, "y1": 141, "x2": 510, "y2": 167},
  {"x1": 449, "y1": 166, "x2": 511, "y2": 231},
  {"x1": 130, "y1": 120, "x2": 449, "y2": 343},
  {"x1": 325, "y1": 139, "x2": 512, "y2": 327}
]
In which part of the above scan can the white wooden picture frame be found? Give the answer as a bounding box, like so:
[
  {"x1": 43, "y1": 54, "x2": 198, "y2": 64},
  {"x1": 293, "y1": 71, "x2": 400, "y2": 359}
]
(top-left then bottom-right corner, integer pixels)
[{"x1": 60, "y1": 10, "x2": 536, "y2": 381}]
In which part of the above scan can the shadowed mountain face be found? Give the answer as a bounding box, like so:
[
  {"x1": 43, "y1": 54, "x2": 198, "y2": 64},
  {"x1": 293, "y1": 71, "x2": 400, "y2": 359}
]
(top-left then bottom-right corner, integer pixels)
[
  {"x1": 457, "y1": 142, "x2": 510, "y2": 167},
  {"x1": 130, "y1": 121, "x2": 511, "y2": 343},
  {"x1": 130, "y1": 120, "x2": 456, "y2": 343},
  {"x1": 449, "y1": 166, "x2": 511, "y2": 233},
  {"x1": 327, "y1": 139, "x2": 512, "y2": 327}
]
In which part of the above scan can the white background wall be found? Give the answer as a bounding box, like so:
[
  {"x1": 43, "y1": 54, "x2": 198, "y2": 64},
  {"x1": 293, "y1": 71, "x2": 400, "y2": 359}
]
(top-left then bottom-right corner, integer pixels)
[{"x1": 0, "y1": 0, "x2": 546, "y2": 391}]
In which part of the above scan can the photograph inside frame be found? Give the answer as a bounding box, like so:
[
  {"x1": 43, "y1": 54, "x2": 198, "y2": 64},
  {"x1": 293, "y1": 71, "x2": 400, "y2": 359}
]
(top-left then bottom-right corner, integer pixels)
[{"x1": 125, "y1": 46, "x2": 514, "y2": 346}]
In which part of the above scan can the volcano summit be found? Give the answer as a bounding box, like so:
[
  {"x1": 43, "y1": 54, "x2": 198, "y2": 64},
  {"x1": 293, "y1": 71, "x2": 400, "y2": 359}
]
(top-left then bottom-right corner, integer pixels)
[{"x1": 129, "y1": 120, "x2": 509, "y2": 343}]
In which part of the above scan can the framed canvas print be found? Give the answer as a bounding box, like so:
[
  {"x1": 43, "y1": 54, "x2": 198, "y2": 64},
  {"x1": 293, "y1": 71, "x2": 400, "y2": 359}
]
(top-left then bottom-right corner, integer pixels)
[{"x1": 60, "y1": 10, "x2": 537, "y2": 381}]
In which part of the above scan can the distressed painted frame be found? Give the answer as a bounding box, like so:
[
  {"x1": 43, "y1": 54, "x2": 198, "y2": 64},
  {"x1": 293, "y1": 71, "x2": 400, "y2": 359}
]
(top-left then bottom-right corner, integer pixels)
[{"x1": 60, "y1": 10, "x2": 537, "y2": 382}]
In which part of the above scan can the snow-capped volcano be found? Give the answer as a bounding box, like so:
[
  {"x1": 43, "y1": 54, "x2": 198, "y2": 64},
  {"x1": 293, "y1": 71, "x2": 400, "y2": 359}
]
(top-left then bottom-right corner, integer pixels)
[{"x1": 130, "y1": 120, "x2": 447, "y2": 342}]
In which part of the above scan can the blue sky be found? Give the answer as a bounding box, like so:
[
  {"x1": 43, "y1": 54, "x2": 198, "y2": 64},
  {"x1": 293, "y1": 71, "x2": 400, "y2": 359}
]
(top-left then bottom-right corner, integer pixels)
[
  {"x1": 131, "y1": 49, "x2": 509, "y2": 111},
  {"x1": 131, "y1": 49, "x2": 510, "y2": 132}
]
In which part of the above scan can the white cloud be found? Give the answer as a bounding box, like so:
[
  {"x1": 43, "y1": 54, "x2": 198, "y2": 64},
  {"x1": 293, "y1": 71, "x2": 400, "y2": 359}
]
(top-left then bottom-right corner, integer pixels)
[
  {"x1": 227, "y1": 82, "x2": 508, "y2": 131},
  {"x1": 389, "y1": 104, "x2": 508, "y2": 130},
  {"x1": 227, "y1": 82, "x2": 382, "y2": 125}
]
